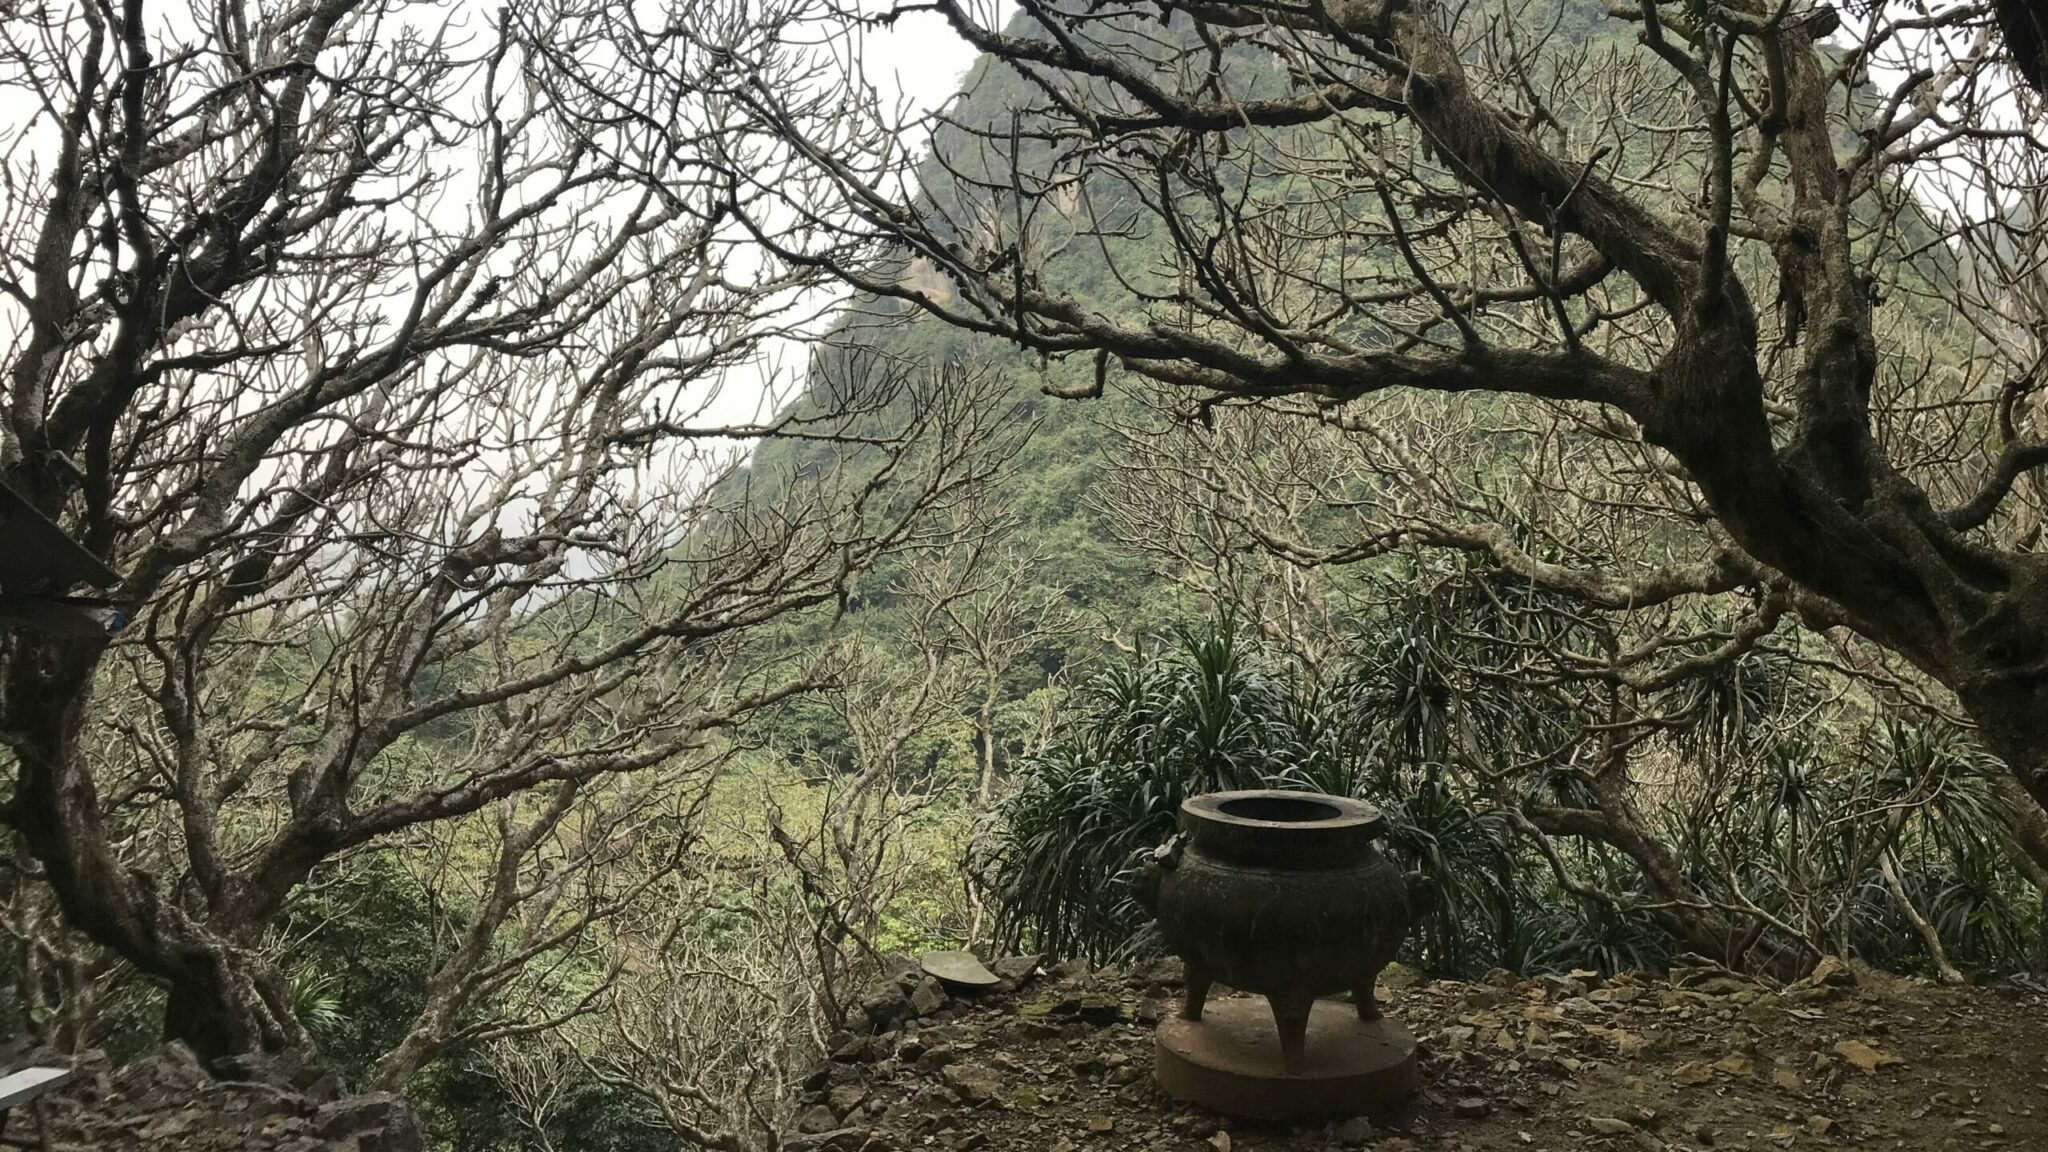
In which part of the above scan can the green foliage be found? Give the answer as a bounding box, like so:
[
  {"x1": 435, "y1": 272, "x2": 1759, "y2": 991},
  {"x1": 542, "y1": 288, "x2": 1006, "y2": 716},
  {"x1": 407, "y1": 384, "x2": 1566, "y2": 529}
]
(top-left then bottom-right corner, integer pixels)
[
  {"x1": 277, "y1": 853, "x2": 439, "y2": 1078},
  {"x1": 973, "y1": 603, "x2": 1543, "y2": 971},
  {"x1": 974, "y1": 619, "x2": 1365, "y2": 961},
  {"x1": 287, "y1": 967, "x2": 349, "y2": 1039},
  {"x1": 978, "y1": 588, "x2": 2044, "y2": 981}
]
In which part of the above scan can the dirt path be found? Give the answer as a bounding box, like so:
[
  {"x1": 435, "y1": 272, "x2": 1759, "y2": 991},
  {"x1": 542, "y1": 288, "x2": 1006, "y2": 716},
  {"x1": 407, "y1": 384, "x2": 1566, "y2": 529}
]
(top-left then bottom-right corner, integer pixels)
[{"x1": 797, "y1": 958, "x2": 2048, "y2": 1152}]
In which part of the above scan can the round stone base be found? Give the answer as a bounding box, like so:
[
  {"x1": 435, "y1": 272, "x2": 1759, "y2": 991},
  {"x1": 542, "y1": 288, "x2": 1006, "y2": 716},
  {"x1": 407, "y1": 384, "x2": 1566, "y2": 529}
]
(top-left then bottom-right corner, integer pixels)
[{"x1": 1154, "y1": 996, "x2": 1420, "y2": 1119}]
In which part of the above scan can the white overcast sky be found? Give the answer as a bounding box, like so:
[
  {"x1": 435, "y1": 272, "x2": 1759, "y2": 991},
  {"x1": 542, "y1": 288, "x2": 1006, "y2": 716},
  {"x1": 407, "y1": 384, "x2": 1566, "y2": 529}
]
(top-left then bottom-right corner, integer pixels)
[
  {"x1": 865, "y1": 3, "x2": 1011, "y2": 113},
  {"x1": 0, "y1": 0, "x2": 1012, "y2": 428},
  {"x1": 723, "y1": 1, "x2": 1011, "y2": 427}
]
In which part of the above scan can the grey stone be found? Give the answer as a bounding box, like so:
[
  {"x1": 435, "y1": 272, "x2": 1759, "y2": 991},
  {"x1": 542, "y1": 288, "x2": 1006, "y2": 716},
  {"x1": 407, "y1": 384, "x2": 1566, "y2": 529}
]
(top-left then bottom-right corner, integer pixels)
[
  {"x1": 1452, "y1": 1096, "x2": 1493, "y2": 1118},
  {"x1": 24, "y1": 1045, "x2": 427, "y2": 1152},
  {"x1": 863, "y1": 989, "x2": 914, "y2": 1031},
  {"x1": 916, "y1": 1044, "x2": 956, "y2": 1073},
  {"x1": 1333, "y1": 1116, "x2": 1375, "y2": 1146},
  {"x1": 831, "y1": 1034, "x2": 882, "y2": 1063},
  {"x1": 782, "y1": 1128, "x2": 877, "y2": 1152},
  {"x1": 939, "y1": 1062, "x2": 1003, "y2": 1105},
  {"x1": 827, "y1": 1085, "x2": 867, "y2": 1115},
  {"x1": 312, "y1": 1094, "x2": 421, "y2": 1152},
  {"x1": 880, "y1": 952, "x2": 923, "y2": 991},
  {"x1": 910, "y1": 976, "x2": 949, "y2": 1018},
  {"x1": 1135, "y1": 956, "x2": 1185, "y2": 988},
  {"x1": 796, "y1": 1104, "x2": 841, "y2": 1134},
  {"x1": 990, "y1": 955, "x2": 1042, "y2": 983},
  {"x1": 922, "y1": 951, "x2": 1001, "y2": 990}
]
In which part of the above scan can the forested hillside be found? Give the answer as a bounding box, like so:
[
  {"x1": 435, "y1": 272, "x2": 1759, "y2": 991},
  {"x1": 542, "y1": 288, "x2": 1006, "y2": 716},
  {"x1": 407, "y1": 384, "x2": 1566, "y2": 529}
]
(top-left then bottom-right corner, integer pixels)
[
  {"x1": 726, "y1": 0, "x2": 2048, "y2": 990},
  {"x1": 737, "y1": 0, "x2": 1967, "y2": 788}
]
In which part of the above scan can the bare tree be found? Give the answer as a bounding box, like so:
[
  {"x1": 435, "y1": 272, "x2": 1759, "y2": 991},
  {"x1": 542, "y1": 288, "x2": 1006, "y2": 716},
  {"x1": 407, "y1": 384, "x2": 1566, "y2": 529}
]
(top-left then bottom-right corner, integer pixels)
[
  {"x1": 895, "y1": 503, "x2": 1076, "y2": 807},
  {"x1": 1098, "y1": 401, "x2": 1365, "y2": 670},
  {"x1": 1, "y1": 846, "x2": 130, "y2": 1053},
  {"x1": 593, "y1": 856, "x2": 826, "y2": 1152},
  {"x1": 483, "y1": 1036, "x2": 581, "y2": 1152},
  {"x1": 1090, "y1": 388, "x2": 2048, "y2": 973},
  {"x1": 591, "y1": 638, "x2": 974, "y2": 1152},
  {"x1": 770, "y1": 634, "x2": 974, "y2": 964},
  {"x1": 362, "y1": 767, "x2": 705, "y2": 1091},
  {"x1": 0, "y1": 0, "x2": 1010, "y2": 1064},
  {"x1": 717, "y1": 0, "x2": 2048, "y2": 834}
]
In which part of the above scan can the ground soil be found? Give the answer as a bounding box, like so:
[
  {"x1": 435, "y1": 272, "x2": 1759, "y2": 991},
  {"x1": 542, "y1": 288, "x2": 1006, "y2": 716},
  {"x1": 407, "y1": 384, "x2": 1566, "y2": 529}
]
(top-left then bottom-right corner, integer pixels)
[{"x1": 798, "y1": 958, "x2": 2048, "y2": 1152}]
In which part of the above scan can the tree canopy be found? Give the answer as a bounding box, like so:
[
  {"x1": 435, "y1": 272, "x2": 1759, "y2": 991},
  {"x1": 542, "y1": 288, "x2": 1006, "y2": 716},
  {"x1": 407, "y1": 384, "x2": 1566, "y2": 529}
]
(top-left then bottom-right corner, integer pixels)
[
  {"x1": 701, "y1": 0, "x2": 2048, "y2": 843},
  {"x1": 0, "y1": 0, "x2": 1007, "y2": 1063}
]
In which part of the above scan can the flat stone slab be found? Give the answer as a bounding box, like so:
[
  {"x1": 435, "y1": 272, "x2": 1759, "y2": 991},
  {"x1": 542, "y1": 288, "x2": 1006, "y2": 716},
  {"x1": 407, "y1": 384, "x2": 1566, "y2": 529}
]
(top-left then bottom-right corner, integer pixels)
[
  {"x1": 921, "y1": 950, "x2": 1000, "y2": 990},
  {"x1": 0, "y1": 1065, "x2": 73, "y2": 1111},
  {"x1": 1154, "y1": 996, "x2": 1419, "y2": 1119}
]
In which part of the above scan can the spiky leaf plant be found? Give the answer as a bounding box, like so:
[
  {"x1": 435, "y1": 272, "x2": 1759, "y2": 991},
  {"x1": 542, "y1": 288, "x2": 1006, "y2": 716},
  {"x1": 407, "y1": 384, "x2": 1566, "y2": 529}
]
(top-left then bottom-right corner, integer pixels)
[{"x1": 973, "y1": 620, "x2": 1363, "y2": 960}]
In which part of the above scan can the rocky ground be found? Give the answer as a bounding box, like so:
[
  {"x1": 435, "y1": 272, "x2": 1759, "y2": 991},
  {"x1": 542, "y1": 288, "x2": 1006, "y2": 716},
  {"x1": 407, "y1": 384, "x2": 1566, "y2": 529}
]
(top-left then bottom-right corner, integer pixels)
[
  {"x1": 0, "y1": 1044, "x2": 418, "y2": 1152},
  {"x1": 7, "y1": 957, "x2": 2042, "y2": 1152},
  {"x1": 790, "y1": 956, "x2": 2048, "y2": 1152}
]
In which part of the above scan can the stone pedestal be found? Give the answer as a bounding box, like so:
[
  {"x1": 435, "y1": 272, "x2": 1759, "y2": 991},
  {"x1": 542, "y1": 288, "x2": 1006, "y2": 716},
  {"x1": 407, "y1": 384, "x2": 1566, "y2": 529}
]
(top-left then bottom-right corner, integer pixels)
[{"x1": 1153, "y1": 996, "x2": 1419, "y2": 1119}]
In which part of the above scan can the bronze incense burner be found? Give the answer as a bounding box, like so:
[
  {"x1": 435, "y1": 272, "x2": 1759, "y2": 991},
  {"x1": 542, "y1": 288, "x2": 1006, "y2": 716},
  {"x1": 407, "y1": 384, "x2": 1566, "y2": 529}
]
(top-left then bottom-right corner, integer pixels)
[{"x1": 1135, "y1": 790, "x2": 1426, "y2": 1072}]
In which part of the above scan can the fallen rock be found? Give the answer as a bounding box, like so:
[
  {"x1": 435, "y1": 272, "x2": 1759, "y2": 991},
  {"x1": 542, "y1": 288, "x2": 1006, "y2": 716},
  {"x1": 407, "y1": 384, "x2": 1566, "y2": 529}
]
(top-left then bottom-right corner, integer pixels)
[
  {"x1": 1785, "y1": 956, "x2": 1859, "y2": 1004},
  {"x1": 940, "y1": 1062, "x2": 1005, "y2": 1105},
  {"x1": 1807, "y1": 956, "x2": 1857, "y2": 988},
  {"x1": 781, "y1": 1128, "x2": 874, "y2": 1152},
  {"x1": 1333, "y1": 1115, "x2": 1375, "y2": 1145},
  {"x1": 1691, "y1": 976, "x2": 1752, "y2": 996},
  {"x1": 1022, "y1": 991, "x2": 1125, "y2": 1026},
  {"x1": 24, "y1": 1046, "x2": 423, "y2": 1152},
  {"x1": 1672, "y1": 1061, "x2": 1715, "y2": 1086},
  {"x1": 798, "y1": 1104, "x2": 842, "y2": 1133},
  {"x1": 1463, "y1": 986, "x2": 1511, "y2": 1009},
  {"x1": 910, "y1": 976, "x2": 951, "y2": 1017},
  {"x1": 312, "y1": 1094, "x2": 420, "y2": 1151},
  {"x1": 1381, "y1": 962, "x2": 1425, "y2": 990},
  {"x1": 863, "y1": 988, "x2": 915, "y2": 1032},
  {"x1": 832, "y1": 1033, "x2": 885, "y2": 1063},
  {"x1": 990, "y1": 955, "x2": 1042, "y2": 985},
  {"x1": 828, "y1": 1085, "x2": 868, "y2": 1115},
  {"x1": 1452, "y1": 1097, "x2": 1493, "y2": 1118},
  {"x1": 1833, "y1": 1038, "x2": 1900, "y2": 1072},
  {"x1": 924, "y1": 951, "x2": 1002, "y2": 991},
  {"x1": 1135, "y1": 956, "x2": 1184, "y2": 987},
  {"x1": 1711, "y1": 1053, "x2": 1756, "y2": 1078}
]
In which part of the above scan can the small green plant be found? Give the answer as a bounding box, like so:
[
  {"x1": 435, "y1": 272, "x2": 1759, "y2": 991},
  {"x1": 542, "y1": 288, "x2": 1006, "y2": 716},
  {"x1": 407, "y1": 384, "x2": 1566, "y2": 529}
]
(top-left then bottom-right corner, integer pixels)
[
  {"x1": 972, "y1": 620, "x2": 1366, "y2": 960},
  {"x1": 287, "y1": 966, "x2": 349, "y2": 1037}
]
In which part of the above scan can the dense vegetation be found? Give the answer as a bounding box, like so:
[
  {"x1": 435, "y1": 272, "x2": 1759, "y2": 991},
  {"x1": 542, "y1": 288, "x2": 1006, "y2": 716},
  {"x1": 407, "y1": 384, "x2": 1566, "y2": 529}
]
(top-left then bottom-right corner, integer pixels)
[{"x1": 978, "y1": 602, "x2": 2043, "y2": 981}]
